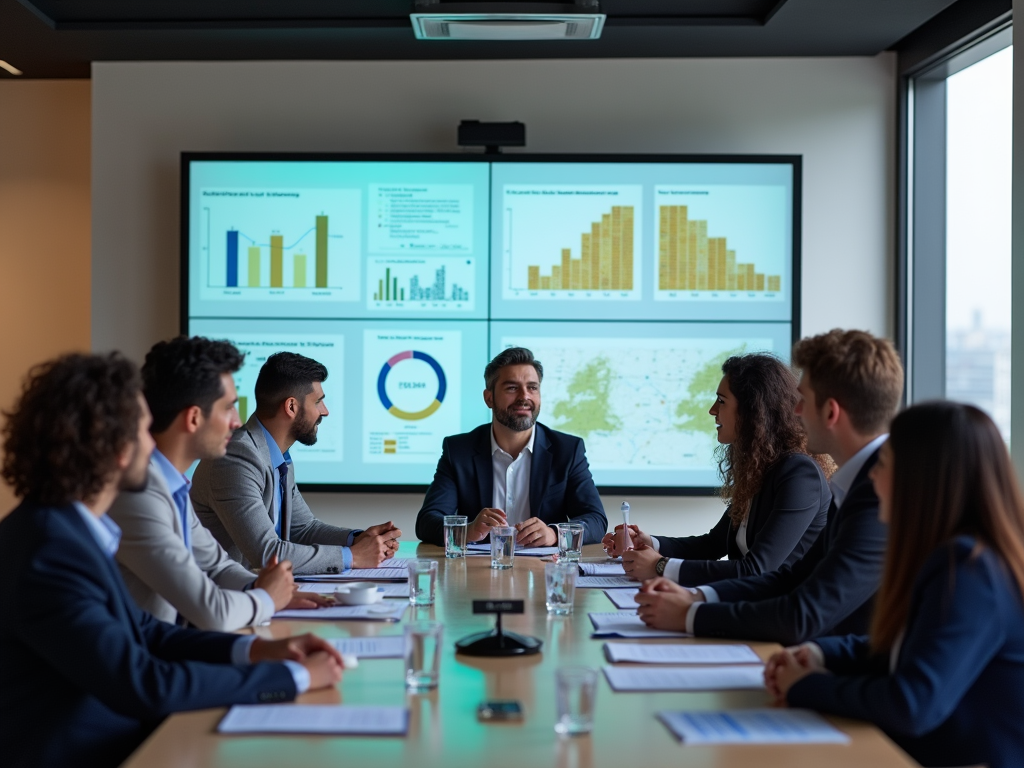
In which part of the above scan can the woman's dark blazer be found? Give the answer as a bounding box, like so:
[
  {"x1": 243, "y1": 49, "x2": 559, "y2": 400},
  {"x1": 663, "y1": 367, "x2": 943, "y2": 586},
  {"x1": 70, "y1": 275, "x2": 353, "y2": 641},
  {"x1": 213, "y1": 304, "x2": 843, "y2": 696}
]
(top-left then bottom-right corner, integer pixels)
[
  {"x1": 789, "y1": 536, "x2": 1024, "y2": 768},
  {"x1": 654, "y1": 452, "x2": 830, "y2": 586}
]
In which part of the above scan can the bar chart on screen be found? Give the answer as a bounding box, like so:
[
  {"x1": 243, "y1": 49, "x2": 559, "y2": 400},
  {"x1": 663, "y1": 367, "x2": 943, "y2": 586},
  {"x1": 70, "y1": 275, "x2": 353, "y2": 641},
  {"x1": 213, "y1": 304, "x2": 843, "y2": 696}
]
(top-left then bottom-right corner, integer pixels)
[
  {"x1": 367, "y1": 256, "x2": 475, "y2": 312},
  {"x1": 653, "y1": 185, "x2": 788, "y2": 303},
  {"x1": 501, "y1": 185, "x2": 643, "y2": 301},
  {"x1": 199, "y1": 188, "x2": 361, "y2": 303}
]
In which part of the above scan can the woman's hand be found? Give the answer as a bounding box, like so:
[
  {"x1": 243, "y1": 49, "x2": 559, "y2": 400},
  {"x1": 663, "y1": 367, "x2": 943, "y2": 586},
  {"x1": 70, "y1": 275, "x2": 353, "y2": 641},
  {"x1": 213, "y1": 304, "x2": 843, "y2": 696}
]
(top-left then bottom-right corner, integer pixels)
[
  {"x1": 764, "y1": 644, "x2": 825, "y2": 704},
  {"x1": 602, "y1": 524, "x2": 651, "y2": 557},
  {"x1": 622, "y1": 545, "x2": 662, "y2": 580}
]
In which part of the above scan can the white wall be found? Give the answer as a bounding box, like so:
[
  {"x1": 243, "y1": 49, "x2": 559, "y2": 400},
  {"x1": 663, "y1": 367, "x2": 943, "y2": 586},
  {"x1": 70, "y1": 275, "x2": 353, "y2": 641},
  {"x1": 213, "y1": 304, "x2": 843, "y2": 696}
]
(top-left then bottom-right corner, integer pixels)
[{"x1": 91, "y1": 56, "x2": 896, "y2": 536}]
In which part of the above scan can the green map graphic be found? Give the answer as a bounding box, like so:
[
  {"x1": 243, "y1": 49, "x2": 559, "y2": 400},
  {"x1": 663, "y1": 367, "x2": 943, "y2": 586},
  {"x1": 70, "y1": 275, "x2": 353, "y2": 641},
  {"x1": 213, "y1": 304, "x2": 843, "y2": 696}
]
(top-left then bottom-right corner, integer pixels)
[
  {"x1": 674, "y1": 347, "x2": 745, "y2": 437},
  {"x1": 551, "y1": 356, "x2": 623, "y2": 438}
]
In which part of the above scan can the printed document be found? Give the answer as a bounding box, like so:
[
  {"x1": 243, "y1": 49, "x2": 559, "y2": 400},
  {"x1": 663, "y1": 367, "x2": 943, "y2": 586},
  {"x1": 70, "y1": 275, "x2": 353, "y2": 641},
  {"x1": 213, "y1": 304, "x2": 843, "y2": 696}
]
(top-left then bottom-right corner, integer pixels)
[
  {"x1": 603, "y1": 665, "x2": 765, "y2": 691},
  {"x1": 218, "y1": 705, "x2": 409, "y2": 736},
  {"x1": 657, "y1": 709, "x2": 850, "y2": 744}
]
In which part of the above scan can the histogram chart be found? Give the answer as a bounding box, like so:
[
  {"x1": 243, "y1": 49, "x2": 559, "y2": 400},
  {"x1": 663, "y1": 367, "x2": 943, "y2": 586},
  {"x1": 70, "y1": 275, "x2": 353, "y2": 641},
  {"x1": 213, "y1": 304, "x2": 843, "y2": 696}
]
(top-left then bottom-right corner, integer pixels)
[
  {"x1": 653, "y1": 186, "x2": 788, "y2": 302},
  {"x1": 502, "y1": 185, "x2": 643, "y2": 301},
  {"x1": 200, "y1": 188, "x2": 361, "y2": 303},
  {"x1": 367, "y1": 256, "x2": 475, "y2": 311}
]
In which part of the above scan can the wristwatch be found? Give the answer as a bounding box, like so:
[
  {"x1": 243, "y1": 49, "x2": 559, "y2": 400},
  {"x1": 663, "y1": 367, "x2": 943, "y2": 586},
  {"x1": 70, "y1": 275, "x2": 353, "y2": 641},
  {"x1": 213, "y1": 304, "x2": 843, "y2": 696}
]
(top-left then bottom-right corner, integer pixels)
[{"x1": 655, "y1": 557, "x2": 669, "y2": 576}]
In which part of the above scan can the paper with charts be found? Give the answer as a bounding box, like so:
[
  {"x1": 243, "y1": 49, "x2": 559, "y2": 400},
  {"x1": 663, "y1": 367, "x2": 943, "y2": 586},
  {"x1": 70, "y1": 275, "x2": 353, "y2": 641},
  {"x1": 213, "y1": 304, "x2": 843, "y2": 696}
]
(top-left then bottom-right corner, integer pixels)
[
  {"x1": 657, "y1": 709, "x2": 850, "y2": 745},
  {"x1": 218, "y1": 705, "x2": 409, "y2": 736},
  {"x1": 589, "y1": 611, "x2": 691, "y2": 638},
  {"x1": 274, "y1": 602, "x2": 407, "y2": 622},
  {"x1": 603, "y1": 665, "x2": 765, "y2": 692},
  {"x1": 603, "y1": 642, "x2": 762, "y2": 665},
  {"x1": 330, "y1": 636, "x2": 406, "y2": 659}
]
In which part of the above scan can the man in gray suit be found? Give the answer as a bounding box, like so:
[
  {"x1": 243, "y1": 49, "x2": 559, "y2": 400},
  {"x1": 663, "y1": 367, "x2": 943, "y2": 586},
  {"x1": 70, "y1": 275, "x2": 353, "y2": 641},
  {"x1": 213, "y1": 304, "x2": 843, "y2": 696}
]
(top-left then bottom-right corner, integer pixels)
[
  {"x1": 109, "y1": 337, "x2": 331, "y2": 631},
  {"x1": 192, "y1": 352, "x2": 401, "y2": 575}
]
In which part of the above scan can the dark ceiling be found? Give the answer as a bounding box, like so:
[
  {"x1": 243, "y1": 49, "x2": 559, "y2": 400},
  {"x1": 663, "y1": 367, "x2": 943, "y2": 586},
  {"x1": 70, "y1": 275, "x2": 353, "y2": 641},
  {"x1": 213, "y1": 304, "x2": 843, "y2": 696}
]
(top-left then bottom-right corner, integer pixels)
[{"x1": 0, "y1": 0, "x2": 963, "y2": 78}]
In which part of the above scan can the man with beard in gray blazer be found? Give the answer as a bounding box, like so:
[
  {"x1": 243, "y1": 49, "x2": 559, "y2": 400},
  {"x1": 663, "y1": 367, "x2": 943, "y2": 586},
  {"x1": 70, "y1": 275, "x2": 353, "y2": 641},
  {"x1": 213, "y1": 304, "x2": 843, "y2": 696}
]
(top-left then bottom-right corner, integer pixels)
[
  {"x1": 192, "y1": 352, "x2": 401, "y2": 575},
  {"x1": 108, "y1": 337, "x2": 331, "y2": 630}
]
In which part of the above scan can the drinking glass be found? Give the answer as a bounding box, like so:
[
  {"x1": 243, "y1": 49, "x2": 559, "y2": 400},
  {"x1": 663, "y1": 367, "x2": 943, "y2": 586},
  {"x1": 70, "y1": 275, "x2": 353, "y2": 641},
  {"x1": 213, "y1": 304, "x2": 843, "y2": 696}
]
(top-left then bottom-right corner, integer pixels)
[
  {"x1": 404, "y1": 621, "x2": 443, "y2": 690},
  {"x1": 408, "y1": 559, "x2": 438, "y2": 605},
  {"x1": 556, "y1": 522, "x2": 585, "y2": 563},
  {"x1": 444, "y1": 515, "x2": 468, "y2": 559},
  {"x1": 490, "y1": 526, "x2": 516, "y2": 570},
  {"x1": 545, "y1": 561, "x2": 577, "y2": 615},
  {"x1": 554, "y1": 666, "x2": 598, "y2": 736}
]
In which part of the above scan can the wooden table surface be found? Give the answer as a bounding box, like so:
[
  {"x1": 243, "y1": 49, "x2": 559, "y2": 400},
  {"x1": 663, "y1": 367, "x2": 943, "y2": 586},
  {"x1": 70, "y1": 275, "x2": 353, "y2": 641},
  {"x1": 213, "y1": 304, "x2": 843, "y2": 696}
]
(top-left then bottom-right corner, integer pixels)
[{"x1": 122, "y1": 542, "x2": 919, "y2": 768}]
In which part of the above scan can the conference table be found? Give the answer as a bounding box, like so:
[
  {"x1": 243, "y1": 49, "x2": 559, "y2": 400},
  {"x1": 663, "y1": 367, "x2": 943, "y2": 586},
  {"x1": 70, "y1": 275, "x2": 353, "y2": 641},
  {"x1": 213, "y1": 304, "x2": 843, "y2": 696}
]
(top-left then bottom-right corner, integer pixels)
[{"x1": 123, "y1": 542, "x2": 919, "y2": 768}]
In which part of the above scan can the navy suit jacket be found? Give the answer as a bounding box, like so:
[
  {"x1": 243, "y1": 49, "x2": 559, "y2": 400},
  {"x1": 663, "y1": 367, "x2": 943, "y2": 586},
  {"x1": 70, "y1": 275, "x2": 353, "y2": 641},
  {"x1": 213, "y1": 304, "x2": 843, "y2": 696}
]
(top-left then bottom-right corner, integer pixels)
[
  {"x1": 692, "y1": 449, "x2": 887, "y2": 645},
  {"x1": 790, "y1": 537, "x2": 1024, "y2": 768},
  {"x1": 415, "y1": 423, "x2": 607, "y2": 546},
  {"x1": 0, "y1": 501, "x2": 296, "y2": 768},
  {"x1": 655, "y1": 453, "x2": 830, "y2": 585}
]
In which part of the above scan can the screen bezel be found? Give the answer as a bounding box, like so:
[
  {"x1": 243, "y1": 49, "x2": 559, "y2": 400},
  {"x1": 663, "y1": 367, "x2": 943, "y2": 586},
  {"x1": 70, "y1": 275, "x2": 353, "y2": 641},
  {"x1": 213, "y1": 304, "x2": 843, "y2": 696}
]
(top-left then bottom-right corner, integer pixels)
[{"x1": 180, "y1": 151, "x2": 802, "y2": 496}]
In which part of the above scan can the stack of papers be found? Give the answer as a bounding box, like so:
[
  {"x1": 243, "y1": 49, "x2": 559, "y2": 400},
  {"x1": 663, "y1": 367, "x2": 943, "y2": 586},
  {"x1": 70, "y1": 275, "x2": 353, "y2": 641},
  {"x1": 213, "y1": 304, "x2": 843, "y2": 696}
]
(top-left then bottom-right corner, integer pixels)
[
  {"x1": 603, "y1": 642, "x2": 762, "y2": 665},
  {"x1": 297, "y1": 583, "x2": 410, "y2": 598},
  {"x1": 589, "y1": 611, "x2": 691, "y2": 638},
  {"x1": 576, "y1": 576, "x2": 637, "y2": 589},
  {"x1": 657, "y1": 709, "x2": 850, "y2": 745},
  {"x1": 378, "y1": 558, "x2": 415, "y2": 568},
  {"x1": 579, "y1": 562, "x2": 626, "y2": 576},
  {"x1": 218, "y1": 705, "x2": 409, "y2": 736},
  {"x1": 603, "y1": 588, "x2": 640, "y2": 608},
  {"x1": 603, "y1": 665, "x2": 765, "y2": 692},
  {"x1": 330, "y1": 636, "x2": 406, "y2": 659},
  {"x1": 295, "y1": 568, "x2": 409, "y2": 583},
  {"x1": 274, "y1": 602, "x2": 408, "y2": 622},
  {"x1": 466, "y1": 544, "x2": 560, "y2": 557}
]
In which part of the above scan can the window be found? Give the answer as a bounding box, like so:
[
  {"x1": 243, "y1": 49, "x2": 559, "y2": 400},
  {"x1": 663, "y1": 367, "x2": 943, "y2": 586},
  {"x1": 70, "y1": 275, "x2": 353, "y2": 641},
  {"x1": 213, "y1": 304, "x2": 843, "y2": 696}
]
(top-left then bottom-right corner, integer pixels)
[
  {"x1": 945, "y1": 47, "x2": 1012, "y2": 441},
  {"x1": 900, "y1": 20, "x2": 1012, "y2": 442}
]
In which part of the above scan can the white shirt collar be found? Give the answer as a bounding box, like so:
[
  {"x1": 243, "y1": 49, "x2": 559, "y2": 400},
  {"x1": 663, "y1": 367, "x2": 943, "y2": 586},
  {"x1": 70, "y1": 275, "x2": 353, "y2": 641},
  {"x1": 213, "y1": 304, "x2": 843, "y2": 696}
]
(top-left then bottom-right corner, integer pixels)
[
  {"x1": 829, "y1": 434, "x2": 888, "y2": 509},
  {"x1": 490, "y1": 424, "x2": 536, "y2": 459}
]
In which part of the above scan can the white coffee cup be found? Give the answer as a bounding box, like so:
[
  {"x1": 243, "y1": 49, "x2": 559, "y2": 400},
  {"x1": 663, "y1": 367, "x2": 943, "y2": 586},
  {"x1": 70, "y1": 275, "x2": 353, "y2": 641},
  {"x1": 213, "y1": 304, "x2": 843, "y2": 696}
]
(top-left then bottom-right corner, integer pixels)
[{"x1": 334, "y1": 582, "x2": 381, "y2": 605}]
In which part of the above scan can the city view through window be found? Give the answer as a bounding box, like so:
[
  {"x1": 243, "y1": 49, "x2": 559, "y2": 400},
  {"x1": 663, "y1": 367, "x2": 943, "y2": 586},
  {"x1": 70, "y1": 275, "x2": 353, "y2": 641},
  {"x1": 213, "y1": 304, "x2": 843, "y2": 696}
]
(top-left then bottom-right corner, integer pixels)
[{"x1": 945, "y1": 45, "x2": 1012, "y2": 442}]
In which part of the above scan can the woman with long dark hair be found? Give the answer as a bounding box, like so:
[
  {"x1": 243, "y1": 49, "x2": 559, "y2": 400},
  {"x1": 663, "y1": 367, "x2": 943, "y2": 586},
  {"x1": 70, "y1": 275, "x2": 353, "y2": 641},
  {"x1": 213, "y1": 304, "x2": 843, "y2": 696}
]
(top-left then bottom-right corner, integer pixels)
[
  {"x1": 604, "y1": 353, "x2": 833, "y2": 585},
  {"x1": 766, "y1": 402, "x2": 1024, "y2": 768}
]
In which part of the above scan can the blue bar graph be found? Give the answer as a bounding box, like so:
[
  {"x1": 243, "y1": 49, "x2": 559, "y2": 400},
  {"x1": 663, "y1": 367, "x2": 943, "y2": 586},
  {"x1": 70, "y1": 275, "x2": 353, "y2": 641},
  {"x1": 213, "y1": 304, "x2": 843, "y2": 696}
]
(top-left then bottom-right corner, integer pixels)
[{"x1": 226, "y1": 230, "x2": 239, "y2": 287}]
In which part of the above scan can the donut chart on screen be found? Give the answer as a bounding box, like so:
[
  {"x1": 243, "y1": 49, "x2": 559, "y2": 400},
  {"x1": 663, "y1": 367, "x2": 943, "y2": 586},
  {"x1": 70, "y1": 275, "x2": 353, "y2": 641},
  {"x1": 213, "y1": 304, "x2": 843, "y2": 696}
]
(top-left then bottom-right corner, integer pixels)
[{"x1": 377, "y1": 350, "x2": 447, "y2": 420}]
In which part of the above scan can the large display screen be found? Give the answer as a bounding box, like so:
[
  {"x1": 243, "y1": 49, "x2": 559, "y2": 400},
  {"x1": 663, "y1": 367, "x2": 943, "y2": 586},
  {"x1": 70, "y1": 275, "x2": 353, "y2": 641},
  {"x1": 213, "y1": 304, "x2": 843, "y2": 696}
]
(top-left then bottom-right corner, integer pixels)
[{"x1": 182, "y1": 154, "x2": 800, "y2": 492}]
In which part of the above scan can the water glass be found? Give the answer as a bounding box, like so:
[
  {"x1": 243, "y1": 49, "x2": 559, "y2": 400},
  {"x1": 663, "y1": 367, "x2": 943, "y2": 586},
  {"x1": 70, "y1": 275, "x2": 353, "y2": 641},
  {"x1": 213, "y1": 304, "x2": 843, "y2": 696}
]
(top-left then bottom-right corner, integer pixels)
[
  {"x1": 404, "y1": 621, "x2": 443, "y2": 691},
  {"x1": 490, "y1": 526, "x2": 516, "y2": 570},
  {"x1": 545, "y1": 561, "x2": 578, "y2": 615},
  {"x1": 554, "y1": 666, "x2": 598, "y2": 736},
  {"x1": 408, "y1": 559, "x2": 438, "y2": 605},
  {"x1": 556, "y1": 522, "x2": 585, "y2": 562},
  {"x1": 444, "y1": 515, "x2": 468, "y2": 559}
]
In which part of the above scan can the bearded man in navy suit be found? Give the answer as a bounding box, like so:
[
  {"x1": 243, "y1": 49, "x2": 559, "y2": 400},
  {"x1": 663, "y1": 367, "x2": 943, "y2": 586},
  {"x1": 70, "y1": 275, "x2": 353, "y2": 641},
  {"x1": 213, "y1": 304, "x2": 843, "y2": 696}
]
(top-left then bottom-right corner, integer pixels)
[{"x1": 416, "y1": 347, "x2": 607, "y2": 548}]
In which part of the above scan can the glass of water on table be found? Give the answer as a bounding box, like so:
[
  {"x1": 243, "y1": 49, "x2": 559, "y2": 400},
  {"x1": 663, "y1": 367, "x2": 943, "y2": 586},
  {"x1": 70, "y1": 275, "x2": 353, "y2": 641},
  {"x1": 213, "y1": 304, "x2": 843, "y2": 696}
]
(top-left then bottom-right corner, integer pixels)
[
  {"x1": 405, "y1": 621, "x2": 443, "y2": 691},
  {"x1": 545, "y1": 561, "x2": 577, "y2": 615},
  {"x1": 443, "y1": 515, "x2": 468, "y2": 558},
  {"x1": 408, "y1": 559, "x2": 437, "y2": 605},
  {"x1": 490, "y1": 526, "x2": 516, "y2": 570},
  {"x1": 556, "y1": 522, "x2": 584, "y2": 562}
]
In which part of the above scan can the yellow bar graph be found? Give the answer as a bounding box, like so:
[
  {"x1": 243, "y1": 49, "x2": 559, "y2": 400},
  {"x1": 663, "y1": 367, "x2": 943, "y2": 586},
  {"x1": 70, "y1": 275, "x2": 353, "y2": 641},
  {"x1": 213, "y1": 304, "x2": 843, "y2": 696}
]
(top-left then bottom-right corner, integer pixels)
[
  {"x1": 270, "y1": 235, "x2": 284, "y2": 288},
  {"x1": 526, "y1": 206, "x2": 634, "y2": 292},
  {"x1": 657, "y1": 205, "x2": 781, "y2": 292},
  {"x1": 293, "y1": 254, "x2": 307, "y2": 288},
  {"x1": 247, "y1": 247, "x2": 260, "y2": 287}
]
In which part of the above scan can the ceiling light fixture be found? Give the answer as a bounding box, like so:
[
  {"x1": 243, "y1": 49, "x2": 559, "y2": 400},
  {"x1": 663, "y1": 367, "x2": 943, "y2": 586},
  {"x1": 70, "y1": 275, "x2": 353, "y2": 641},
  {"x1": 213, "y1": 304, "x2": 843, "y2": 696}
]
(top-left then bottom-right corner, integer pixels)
[
  {"x1": 411, "y1": 1, "x2": 605, "y2": 41},
  {"x1": 0, "y1": 60, "x2": 24, "y2": 76}
]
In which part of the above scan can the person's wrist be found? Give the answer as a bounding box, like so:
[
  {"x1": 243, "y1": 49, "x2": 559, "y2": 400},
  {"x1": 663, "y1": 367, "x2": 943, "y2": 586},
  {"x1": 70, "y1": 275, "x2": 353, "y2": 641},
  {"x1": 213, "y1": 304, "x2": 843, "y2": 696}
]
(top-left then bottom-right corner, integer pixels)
[{"x1": 655, "y1": 556, "x2": 669, "y2": 576}]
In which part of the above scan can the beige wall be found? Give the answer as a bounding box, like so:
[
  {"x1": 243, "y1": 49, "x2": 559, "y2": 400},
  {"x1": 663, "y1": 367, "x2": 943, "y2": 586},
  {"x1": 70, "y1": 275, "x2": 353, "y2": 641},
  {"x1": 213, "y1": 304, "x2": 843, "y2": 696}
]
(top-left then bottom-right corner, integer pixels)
[{"x1": 0, "y1": 80, "x2": 92, "y2": 513}]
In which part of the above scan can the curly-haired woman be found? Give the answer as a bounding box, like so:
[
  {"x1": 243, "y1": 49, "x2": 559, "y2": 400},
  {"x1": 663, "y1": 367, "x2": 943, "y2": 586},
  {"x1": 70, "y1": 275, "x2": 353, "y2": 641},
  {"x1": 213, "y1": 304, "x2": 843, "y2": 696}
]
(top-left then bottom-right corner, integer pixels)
[{"x1": 604, "y1": 353, "x2": 833, "y2": 585}]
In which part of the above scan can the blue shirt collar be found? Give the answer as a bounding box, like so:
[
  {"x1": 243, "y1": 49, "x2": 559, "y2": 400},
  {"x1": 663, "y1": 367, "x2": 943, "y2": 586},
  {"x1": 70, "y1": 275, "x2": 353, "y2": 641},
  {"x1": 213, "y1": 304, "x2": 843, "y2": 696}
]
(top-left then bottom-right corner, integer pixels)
[
  {"x1": 257, "y1": 418, "x2": 291, "y2": 468},
  {"x1": 151, "y1": 448, "x2": 189, "y2": 497},
  {"x1": 72, "y1": 501, "x2": 122, "y2": 558}
]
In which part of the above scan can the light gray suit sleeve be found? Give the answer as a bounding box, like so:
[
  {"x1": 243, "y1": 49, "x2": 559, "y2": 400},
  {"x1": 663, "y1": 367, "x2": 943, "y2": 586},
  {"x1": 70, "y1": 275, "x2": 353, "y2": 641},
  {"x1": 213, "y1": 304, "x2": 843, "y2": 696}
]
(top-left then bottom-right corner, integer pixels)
[
  {"x1": 109, "y1": 466, "x2": 271, "y2": 631},
  {"x1": 285, "y1": 464, "x2": 357, "y2": 548},
  {"x1": 191, "y1": 427, "x2": 356, "y2": 575}
]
